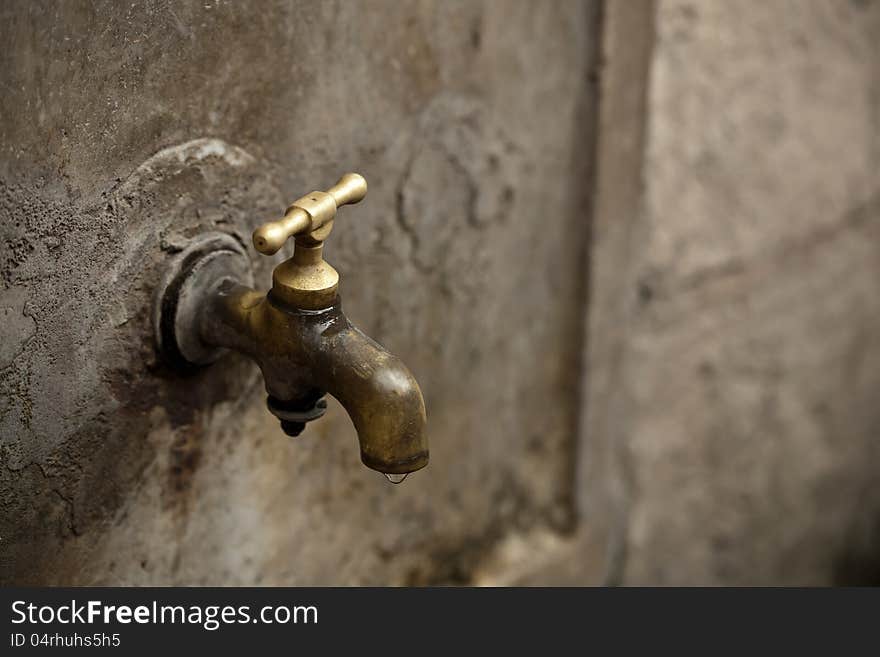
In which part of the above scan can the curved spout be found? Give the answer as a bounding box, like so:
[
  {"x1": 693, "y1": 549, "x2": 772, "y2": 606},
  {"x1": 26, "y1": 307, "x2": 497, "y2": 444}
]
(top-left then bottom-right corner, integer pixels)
[
  {"x1": 197, "y1": 281, "x2": 428, "y2": 475},
  {"x1": 311, "y1": 320, "x2": 428, "y2": 474}
]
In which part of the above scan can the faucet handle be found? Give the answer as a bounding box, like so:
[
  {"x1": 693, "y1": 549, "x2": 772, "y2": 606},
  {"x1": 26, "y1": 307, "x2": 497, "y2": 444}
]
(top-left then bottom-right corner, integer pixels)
[
  {"x1": 326, "y1": 171, "x2": 369, "y2": 207},
  {"x1": 253, "y1": 173, "x2": 368, "y2": 255}
]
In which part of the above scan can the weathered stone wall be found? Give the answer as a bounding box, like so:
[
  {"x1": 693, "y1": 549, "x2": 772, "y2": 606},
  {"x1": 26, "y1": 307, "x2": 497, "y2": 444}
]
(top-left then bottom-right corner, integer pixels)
[
  {"x1": 584, "y1": 0, "x2": 880, "y2": 585},
  {"x1": 0, "y1": 0, "x2": 600, "y2": 585},
  {"x1": 4, "y1": 0, "x2": 879, "y2": 587}
]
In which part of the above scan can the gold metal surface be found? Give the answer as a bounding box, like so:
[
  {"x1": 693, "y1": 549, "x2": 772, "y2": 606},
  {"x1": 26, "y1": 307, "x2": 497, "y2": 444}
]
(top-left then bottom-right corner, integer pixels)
[
  {"x1": 270, "y1": 240, "x2": 340, "y2": 309},
  {"x1": 252, "y1": 172, "x2": 367, "y2": 309},
  {"x1": 200, "y1": 282, "x2": 428, "y2": 474},
  {"x1": 253, "y1": 172, "x2": 367, "y2": 252},
  {"x1": 159, "y1": 173, "x2": 428, "y2": 475}
]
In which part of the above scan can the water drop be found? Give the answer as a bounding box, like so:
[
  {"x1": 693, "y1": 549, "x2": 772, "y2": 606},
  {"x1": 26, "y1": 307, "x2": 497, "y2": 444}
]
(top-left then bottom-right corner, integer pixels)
[{"x1": 384, "y1": 472, "x2": 408, "y2": 485}]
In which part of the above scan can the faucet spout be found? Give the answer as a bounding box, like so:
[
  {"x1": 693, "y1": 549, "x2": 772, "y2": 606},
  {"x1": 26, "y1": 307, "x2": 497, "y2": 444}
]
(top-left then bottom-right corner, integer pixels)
[
  {"x1": 310, "y1": 312, "x2": 428, "y2": 474},
  {"x1": 197, "y1": 279, "x2": 428, "y2": 475}
]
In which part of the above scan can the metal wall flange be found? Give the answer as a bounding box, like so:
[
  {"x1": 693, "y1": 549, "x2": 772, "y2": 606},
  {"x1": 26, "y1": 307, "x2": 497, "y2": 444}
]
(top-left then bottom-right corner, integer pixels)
[{"x1": 153, "y1": 231, "x2": 254, "y2": 369}]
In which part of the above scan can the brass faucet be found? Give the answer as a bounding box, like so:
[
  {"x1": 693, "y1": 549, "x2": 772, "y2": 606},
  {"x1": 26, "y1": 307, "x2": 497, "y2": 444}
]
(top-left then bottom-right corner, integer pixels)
[{"x1": 154, "y1": 174, "x2": 428, "y2": 478}]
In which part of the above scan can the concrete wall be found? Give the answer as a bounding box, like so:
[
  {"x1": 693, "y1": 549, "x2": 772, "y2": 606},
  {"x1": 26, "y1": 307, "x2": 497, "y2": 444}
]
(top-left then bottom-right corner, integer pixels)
[
  {"x1": 584, "y1": 0, "x2": 880, "y2": 585},
  {"x1": 0, "y1": 0, "x2": 599, "y2": 585},
  {"x1": 3, "y1": 0, "x2": 879, "y2": 586}
]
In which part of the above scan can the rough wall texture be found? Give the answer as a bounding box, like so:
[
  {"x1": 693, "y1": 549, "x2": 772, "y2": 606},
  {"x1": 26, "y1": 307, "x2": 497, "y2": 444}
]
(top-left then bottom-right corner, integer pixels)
[
  {"x1": 0, "y1": 0, "x2": 600, "y2": 584},
  {"x1": 585, "y1": 0, "x2": 880, "y2": 585},
  {"x1": 5, "y1": 0, "x2": 879, "y2": 587}
]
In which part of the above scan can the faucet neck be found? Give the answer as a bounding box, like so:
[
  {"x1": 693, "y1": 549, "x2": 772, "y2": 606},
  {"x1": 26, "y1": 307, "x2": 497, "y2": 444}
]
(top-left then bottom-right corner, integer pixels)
[{"x1": 270, "y1": 237, "x2": 339, "y2": 310}]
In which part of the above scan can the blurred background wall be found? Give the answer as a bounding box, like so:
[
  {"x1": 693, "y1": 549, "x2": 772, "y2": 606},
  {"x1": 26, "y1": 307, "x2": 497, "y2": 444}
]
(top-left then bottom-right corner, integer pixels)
[
  {"x1": 1, "y1": 0, "x2": 878, "y2": 586},
  {"x1": 584, "y1": 0, "x2": 880, "y2": 585}
]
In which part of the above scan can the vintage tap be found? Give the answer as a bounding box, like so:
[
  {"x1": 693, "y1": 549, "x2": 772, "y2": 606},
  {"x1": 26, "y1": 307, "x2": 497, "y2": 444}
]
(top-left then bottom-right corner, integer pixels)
[{"x1": 154, "y1": 173, "x2": 428, "y2": 480}]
